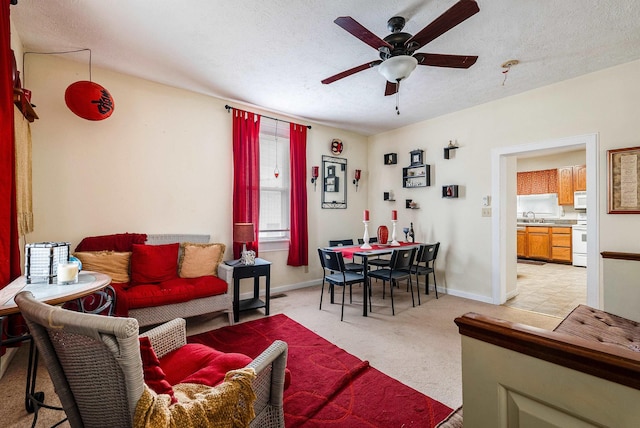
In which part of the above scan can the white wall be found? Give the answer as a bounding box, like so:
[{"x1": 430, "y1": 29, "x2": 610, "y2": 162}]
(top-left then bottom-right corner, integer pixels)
[
  {"x1": 19, "y1": 54, "x2": 369, "y2": 293},
  {"x1": 368, "y1": 59, "x2": 640, "y2": 303}
]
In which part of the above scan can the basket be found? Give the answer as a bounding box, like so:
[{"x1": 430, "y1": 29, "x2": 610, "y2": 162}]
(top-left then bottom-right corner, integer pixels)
[{"x1": 25, "y1": 242, "x2": 70, "y2": 283}]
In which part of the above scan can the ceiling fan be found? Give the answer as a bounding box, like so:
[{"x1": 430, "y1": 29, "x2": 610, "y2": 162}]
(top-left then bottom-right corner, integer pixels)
[{"x1": 321, "y1": 0, "x2": 480, "y2": 97}]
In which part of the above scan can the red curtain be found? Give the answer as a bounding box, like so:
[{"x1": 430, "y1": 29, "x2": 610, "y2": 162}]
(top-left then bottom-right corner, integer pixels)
[
  {"x1": 287, "y1": 123, "x2": 308, "y2": 266},
  {"x1": 232, "y1": 108, "x2": 261, "y2": 260},
  {"x1": 1, "y1": 0, "x2": 23, "y2": 355}
]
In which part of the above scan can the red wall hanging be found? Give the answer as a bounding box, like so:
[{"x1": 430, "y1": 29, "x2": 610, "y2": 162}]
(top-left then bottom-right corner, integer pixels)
[{"x1": 65, "y1": 80, "x2": 114, "y2": 121}]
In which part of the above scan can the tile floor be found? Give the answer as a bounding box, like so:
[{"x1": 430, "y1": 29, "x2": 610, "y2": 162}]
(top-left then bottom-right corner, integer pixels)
[{"x1": 504, "y1": 261, "x2": 587, "y2": 318}]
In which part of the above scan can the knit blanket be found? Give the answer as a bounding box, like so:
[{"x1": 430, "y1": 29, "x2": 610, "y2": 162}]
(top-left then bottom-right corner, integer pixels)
[{"x1": 134, "y1": 368, "x2": 256, "y2": 428}]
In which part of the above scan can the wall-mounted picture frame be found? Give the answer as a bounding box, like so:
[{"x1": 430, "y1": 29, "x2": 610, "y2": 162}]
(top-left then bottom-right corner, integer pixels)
[
  {"x1": 410, "y1": 149, "x2": 424, "y2": 166},
  {"x1": 608, "y1": 146, "x2": 640, "y2": 214}
]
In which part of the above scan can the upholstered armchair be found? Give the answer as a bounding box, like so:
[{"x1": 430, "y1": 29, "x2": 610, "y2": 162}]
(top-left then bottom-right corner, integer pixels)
[{"x1": 15, "y1": 291, "x2": 288, "y2": 427}]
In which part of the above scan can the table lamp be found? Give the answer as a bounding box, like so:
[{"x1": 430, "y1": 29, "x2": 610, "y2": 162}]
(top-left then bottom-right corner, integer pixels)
[{"x1": 234, "y1": 222, "x2": 256, "y2": 265}]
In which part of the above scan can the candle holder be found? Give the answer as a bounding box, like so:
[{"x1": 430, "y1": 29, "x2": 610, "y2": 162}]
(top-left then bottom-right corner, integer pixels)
[
  {"x1": 361, "y1": 221, "x2": 372, "y2": 249},
  {"x1": 390, "y1": 220, "x2": 400, "y2": 246},
  {"x1": 311, "y1": 166, "x2": 319, "y2": 191}
]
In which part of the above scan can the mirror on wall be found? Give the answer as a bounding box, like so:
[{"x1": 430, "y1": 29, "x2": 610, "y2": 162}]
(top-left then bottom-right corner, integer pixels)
[{"x1": 322, "y1": 155, "x2": 347, "y2": 209}]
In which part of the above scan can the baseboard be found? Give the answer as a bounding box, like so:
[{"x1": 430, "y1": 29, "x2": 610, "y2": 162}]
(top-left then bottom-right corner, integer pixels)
[
  {"x1": 239, "y1": 279, "x2": 322, "y2": 300},
  {"x1": 0, "y1": 347, "x2": 18, "y2": 380},
  {"x1": 241, "y1": 280, "x2": 495, "y2": 305},
  {"x1": 439, "y1": 287, "x2": 494, "y2": 304}
]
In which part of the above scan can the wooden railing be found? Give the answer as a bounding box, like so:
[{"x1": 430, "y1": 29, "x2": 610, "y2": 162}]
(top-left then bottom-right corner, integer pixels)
[
  {"x1": 455, "y1": 312, "x2": 640, "y2": 390},
  {"x1": 601, "y1": 251, "x2": 640, "y2": 261}
]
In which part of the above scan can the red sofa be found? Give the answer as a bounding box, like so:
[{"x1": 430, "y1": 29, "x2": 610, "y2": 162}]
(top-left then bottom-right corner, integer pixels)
[{"x1": 73, "y1": 233, "x2": 234, "y2": 327}]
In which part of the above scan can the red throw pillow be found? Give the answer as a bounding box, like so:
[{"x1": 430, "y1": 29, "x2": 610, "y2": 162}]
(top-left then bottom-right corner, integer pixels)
[
  {"x1": 131, "y1": 243, "x2": 179, "y2": 284},
  {"x1": 138, "y1": 337, "x2": 177, "y2": 404}
]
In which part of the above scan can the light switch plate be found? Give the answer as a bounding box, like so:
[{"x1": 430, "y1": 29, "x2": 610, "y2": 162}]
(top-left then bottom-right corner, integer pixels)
[{"x1": 481, "y1": 207, "x2": 492, "y2": 217}]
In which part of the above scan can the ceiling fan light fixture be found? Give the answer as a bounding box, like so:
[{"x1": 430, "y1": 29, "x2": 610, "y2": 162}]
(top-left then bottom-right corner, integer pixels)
[{"x1": 378, "y1": 55, "x2": 418, "y2": 83}]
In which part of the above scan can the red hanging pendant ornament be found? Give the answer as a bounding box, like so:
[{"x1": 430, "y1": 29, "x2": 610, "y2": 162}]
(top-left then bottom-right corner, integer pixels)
[{"x1": 65, "y1": 80, "x2": 114, "y2": 121}]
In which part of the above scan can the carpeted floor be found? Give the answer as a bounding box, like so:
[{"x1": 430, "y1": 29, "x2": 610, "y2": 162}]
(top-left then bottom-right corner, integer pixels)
[
  {"x1": 190, "y1": 313, "x2": 453, "y2": 427},
  {"x1": 0, "y1": 283, "x2": 561, "y2": 427}
]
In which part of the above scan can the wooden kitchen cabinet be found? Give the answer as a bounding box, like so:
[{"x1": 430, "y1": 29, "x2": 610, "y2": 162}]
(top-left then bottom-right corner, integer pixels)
[
  {"x1": 573, "y1": 164, "x2": 587, "y2": 191},
  {"x1": 526, "y1": 227, "x2": 550, "y2": 260},
  {"x1": 557, "y1": 166, "x2": 574, "y2": 205},
  {"x1": 550, "y1": 227, "x2": 572, "y2": 263},
  {"x1": 517, "y1": 229, "x2": 527, "y2": 258}
]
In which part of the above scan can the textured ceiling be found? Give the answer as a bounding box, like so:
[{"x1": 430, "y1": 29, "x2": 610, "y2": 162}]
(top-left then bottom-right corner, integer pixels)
[{"x1": 10, "y1": 0, "x2": 640, "y2": 136}]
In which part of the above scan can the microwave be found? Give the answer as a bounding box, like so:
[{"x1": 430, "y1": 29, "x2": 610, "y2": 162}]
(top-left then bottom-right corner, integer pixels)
[{"x1": 574, "y1": 191, "x2": 587, "y2": 209}]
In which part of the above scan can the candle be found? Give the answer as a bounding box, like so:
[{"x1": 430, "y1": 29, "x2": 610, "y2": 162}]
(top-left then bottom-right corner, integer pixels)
[
  {"x1": 311, "y1": 166, "x2": 319, "y2": 178},
  {"x1": 57, "y1": 262, "x2": 78, "y2": 283},
  {"x1": 364, "y1": 210, "x2": 369, "y2": 221},
  {"x1": 392, "y1": 210, "x2": 397, "y2": 220}
]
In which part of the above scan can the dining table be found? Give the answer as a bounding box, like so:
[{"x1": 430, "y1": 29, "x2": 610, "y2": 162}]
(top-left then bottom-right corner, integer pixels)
[{"x1": 326, "y1": 242, "x2": 421, "y2": 316}]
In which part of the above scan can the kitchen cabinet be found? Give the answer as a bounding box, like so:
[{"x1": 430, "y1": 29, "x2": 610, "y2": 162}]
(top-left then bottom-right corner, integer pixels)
[
  {"x1": 517, "y1": 229, "x2": 527, "y2": 258},
  {"x1": 557, "y1": 166, "x2": 574, "y2": 205},
  {"x1": 517, "y1": 169, "x2": 557, "y2": 195},
  {"x1": 550, "y1": 227, "x2": 572, "y2": 263},
  {"x1": 526, "y1": 226, "x2": 550, "y2": 260},
  {"x1": 573, "y1": 164, "x2": 587, "y2": 191}
]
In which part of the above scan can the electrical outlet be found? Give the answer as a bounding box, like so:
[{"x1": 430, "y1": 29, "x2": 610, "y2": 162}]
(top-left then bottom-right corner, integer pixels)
[{"x1": 481, "y1": 207, "x2": 492, "y2": 217}]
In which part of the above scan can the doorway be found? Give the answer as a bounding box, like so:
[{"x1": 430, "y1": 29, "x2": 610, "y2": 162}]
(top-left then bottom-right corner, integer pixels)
[{"x1": 491, "y1": 134, "x2": 599, "y2": 310}]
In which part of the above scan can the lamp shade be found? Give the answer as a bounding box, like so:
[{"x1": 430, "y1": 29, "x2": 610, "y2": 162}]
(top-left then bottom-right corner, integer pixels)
[
  {"x1": 234, "y1": 223, "x2": 255, "y2": 243},
  {"x1": 378, "y1": 55, "x2": 418, "y2": 83}
]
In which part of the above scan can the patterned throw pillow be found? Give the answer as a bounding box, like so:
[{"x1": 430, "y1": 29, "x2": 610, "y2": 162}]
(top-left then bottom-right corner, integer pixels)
[
  {"x1": 72, "y1": 251, "x2": 131, "y2": 283},
  {"x1": 178, "y1": 242, "x2": 226, "y2": 278}
]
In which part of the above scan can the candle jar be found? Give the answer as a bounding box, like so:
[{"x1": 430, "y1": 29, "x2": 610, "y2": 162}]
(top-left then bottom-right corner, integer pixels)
[{"x1": 57, "y1": 262, "x2": 79, "y2": 284}]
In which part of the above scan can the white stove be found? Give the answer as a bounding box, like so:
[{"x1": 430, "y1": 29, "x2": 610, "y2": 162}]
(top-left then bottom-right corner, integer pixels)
[{"x1": 572, "y1": 212, "x2": 587, "y2": 267}]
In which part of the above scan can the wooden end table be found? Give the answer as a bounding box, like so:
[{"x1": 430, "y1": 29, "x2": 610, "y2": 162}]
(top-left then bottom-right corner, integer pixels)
[{"x1": 227, "y1": 258, "x2": 271, "y2": 322}]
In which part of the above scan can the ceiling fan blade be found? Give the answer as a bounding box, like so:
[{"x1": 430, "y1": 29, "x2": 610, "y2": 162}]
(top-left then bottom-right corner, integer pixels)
[
  {"x1": 384, "y1": 80, "x2": 398, "y2": 96},
  {"x1": 414, "y1": 53, "x2": 478, "y2": 68},
  {"x1": 406, "y1": 0, "x2": 480, "y2": 50},
  {"x1": 321, "y1": 60, "x2": 382, "y2": 84},
  {"x1": 334, "y1": 16, "x2": 393, "y2": 50}
]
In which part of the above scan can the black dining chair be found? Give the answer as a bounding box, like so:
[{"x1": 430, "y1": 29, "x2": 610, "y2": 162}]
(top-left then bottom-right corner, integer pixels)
[
  {"x1": 367, "y1": 247, "x2": 416, "y2": 315},
  {"x1": 357, "y1": 237, "x2": 390, "y2": 269},
  {"x1": 318, "y1": 248, "x2": 367, "y2": 321},
  {"x1": 328, "y1": 239, "x2": 364, "y2": 272},
  {"x1": 412, "y1": 242, "x2": 440, "y2": 301}
]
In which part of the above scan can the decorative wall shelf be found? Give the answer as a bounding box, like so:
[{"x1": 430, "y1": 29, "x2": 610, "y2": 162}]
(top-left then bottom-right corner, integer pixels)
[
  {"x1": 444, "y1": 141, "x2": 459, "y2": 159},
  {"x1": 384, "y1": 153, "x2": 397, "y2": 165},
  {"x1": 13, "y1": 88, "x2": 38, "y2": 122},
  {"x1": 405, "y1": 199, "x2": 419, "y2": 209},
  {"x1": 442, "y1": 185, "x2": 459, "y2": 198},
  {"x1": 383, "y1": 192, "x2": 396, "y2": 201},
  {"x1": 402, "y1": 164, "x2": 430, "y2": 188}
]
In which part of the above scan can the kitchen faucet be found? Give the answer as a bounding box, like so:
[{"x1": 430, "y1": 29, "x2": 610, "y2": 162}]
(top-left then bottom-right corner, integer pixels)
[{"x1": 525, "y1": 211, "x2": 536, "y2": 221}]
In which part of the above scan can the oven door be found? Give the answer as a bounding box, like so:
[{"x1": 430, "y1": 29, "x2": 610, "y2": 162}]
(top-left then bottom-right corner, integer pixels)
[{"x1": 572, "y1": 225, "x2": 587, "y2": 267}]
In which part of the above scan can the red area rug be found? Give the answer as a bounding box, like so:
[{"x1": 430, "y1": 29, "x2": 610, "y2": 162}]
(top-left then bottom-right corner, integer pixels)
[{"x1": 189, "y1": 314, "x2": 452, "y2": 427}]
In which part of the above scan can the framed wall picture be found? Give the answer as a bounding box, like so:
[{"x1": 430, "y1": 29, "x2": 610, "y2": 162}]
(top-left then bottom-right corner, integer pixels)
[
  {"x1": 608, "y1": 146, "x2": 640, "y2": 214},
  {"x1": 410, "y1": 149, "x2": 424, "y2": 166}
]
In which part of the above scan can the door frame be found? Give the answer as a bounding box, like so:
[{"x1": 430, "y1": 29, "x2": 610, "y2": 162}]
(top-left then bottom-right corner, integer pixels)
[{"x1": 491, "y1": 133, "x2": 599, "y2": 307}]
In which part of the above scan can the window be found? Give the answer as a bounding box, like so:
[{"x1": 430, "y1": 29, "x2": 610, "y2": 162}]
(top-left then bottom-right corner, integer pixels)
[{"x1": 259, "y1": 118, "x2": 290, "y2": 243}]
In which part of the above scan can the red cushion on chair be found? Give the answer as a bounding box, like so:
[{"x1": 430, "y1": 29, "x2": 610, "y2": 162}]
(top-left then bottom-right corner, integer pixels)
[
  {"x1": 131, "y1": 243, "x2": 179, "y2": 284},
  {"x1": 159, "y1": 343, "x2": 252, "y2": 387},
  {"x1": 139, "y1": 337, "x2": 177, "y2": 404}
]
